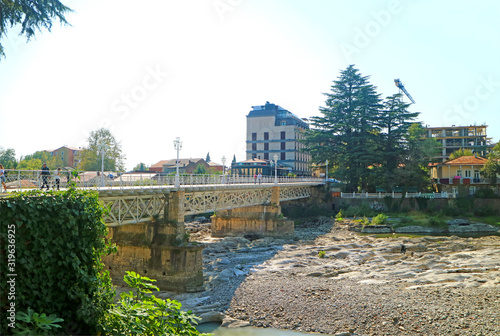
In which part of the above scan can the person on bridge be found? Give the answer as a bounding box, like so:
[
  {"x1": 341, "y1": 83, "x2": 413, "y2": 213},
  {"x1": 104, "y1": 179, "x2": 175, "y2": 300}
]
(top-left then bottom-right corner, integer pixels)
[
  {"x1": 0, "y1": 164, "x2": 7, "y2": 192},
  {"x1": 40, "y1": 163, "x2": 51, "y2": 190},
  {"x1": 54, "y1": 167, "x2": 62, "y2": 190}
]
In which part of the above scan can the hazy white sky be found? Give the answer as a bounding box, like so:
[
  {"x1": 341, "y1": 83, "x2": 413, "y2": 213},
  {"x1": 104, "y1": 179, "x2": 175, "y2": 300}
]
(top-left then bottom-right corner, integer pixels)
[{"x1": 1, "y1": 0, "x2": 499, "y2": 170}]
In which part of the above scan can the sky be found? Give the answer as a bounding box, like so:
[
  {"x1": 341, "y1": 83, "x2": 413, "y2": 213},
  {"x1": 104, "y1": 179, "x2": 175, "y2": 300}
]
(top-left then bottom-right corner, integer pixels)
[{"x1": 1, "y1": 0, "x2": 499, "y2": 171}]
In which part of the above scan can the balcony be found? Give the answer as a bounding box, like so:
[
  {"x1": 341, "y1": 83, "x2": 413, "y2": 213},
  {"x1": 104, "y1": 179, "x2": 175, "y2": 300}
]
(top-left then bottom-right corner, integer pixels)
[{"x1": 437, "y1": 177, "x2": 487, "y2": 185}]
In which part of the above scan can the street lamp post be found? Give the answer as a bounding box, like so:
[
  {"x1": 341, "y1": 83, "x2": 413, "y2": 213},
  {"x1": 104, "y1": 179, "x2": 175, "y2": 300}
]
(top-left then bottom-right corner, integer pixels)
[
  {"x1": 98, "y1": 142, "x2": 108, "y2": 187},
  {"x1": 173, "y1": 137, "x2": 182, "y2": 187},
  {"x1": 325, "y1": 159, "x2": 329, "y2": 181},
  {"x1": 273, "y1": 154, "x2": 278, "y2": 185},
  {"x1": 221, "y1": 156, "x2": 226, "y2": 175}
]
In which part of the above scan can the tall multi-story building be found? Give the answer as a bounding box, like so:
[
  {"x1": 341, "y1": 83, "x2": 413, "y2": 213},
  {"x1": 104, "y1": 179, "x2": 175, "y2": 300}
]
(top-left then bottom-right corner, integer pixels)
[
  {"x1": 423, "y1": 125, "x2": 490, "y2": 162},
  {"x1": 246, "y1": 102, "x2": 311, "y2": 176}
]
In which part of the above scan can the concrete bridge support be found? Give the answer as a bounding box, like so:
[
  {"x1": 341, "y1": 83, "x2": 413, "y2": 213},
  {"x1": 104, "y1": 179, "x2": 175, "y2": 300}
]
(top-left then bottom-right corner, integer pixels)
[
  {"x1": 102, "y1": 190, "x2": 204, "y2": 292},
  {"x1": 211, "y1": 186, "x2": 294, "y2": 238}
]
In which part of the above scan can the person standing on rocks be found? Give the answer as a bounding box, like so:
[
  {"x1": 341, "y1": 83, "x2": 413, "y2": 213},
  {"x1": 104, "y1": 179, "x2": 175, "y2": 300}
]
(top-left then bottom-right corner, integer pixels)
[{"x1": 401, "y1": 244, "x2": 407, "y2": 254}]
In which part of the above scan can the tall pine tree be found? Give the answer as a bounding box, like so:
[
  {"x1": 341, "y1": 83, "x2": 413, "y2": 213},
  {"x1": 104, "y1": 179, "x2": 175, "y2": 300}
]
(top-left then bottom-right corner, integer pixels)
[
  {"x1": 304, "y1": 65, "x2": 382, "y2": 191},
  {"x1": 374, "y1": 93, "x2": 420, "y2": 191}
]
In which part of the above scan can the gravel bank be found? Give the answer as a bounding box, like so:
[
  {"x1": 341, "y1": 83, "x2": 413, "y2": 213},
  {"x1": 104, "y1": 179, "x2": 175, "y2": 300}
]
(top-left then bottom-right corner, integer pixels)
[{"x1": 220, "y1": 220, "x2": 500, "y2": 336}]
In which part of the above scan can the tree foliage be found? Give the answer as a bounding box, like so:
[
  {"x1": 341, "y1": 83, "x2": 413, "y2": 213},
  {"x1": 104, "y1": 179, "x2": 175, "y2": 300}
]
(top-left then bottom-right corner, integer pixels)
[
  {"x1": 102, "y1": 271, "x2": 208, "y2": 336},
  {"x1": 17, "y1": 150, "x2": 64, "y2": 170},
  {"x1": 0, "y1": 0, "x2": 72, "y2": 59},
  {"x1": 0, "y1": 188, "x2": 115, "y2": 335},
  {"x1": 303, "y1": 65, "x2": 382, "y2": 191},
  {"x1": 304, "y1": 65, "x2": 438, "y2": 192},
  {"x1": 78, "y1": 128, "x2": 126, "y2": 172},
  {"x1": 0, "y1": 147, "x2": 17, "y2": 168},
  {"x1": 449, "y1": 148, "x2": 474, "y2": 160},
  {"x1": 481, "y1": 142, "x2": 500, "y2": 185},
  {"x1": 132, "y1": 162, "x2": 149, "y2": 171}
]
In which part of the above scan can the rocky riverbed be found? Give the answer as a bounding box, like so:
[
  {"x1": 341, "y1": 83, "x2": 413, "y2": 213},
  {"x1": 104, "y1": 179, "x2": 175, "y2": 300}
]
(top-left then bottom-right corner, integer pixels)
[{"x1": 156, "y1": 218, "x2": 500, "y2": 336}]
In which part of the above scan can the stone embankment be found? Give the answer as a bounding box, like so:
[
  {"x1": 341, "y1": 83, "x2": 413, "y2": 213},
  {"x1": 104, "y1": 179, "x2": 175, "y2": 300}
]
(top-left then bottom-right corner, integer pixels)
[{"x1": 154, "y1": 217, "x2": 500, "y2": 336}]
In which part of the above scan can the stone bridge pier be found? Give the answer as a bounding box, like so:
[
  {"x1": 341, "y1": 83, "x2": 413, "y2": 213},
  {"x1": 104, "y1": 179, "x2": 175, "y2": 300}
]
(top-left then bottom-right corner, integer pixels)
[
  {"x1": 211, "y1": 186, "x2": 294, "y2": 238},
  {"x1": 102, "y1": 190, "x2": 204, "y2": 292}
]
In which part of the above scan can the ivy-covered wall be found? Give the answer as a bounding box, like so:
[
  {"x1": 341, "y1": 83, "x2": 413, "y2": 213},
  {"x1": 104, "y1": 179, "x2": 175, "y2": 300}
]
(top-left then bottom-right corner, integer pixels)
[{"x1": 0, "y1": 190, "x2": 114, "y2": 335}]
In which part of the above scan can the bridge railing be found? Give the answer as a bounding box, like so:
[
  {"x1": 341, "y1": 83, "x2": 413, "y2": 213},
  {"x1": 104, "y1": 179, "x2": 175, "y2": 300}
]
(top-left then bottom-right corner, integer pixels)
[
  {"x1": 0, "y1": 169, "x2": 324, "y2": 192},
  {"x1": 340, "y1": 191, "x2": 453, "y2": 199}
]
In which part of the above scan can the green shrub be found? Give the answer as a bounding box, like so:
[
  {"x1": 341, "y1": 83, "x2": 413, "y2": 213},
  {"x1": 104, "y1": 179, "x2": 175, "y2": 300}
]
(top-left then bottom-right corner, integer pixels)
[
  {"x1": 102, "y1": 271, "x2": 209, "y2": 336},
  {"x1": 371, "y1": 213, "x2": 388, "y2": 225},
  {"x1": 318, "y1": 250, "x2": 326, "y2": 258},
  {"x1": 0, "y1": 189, "x2": 115, "y2": 335},
  {"x1": 13, "y1": 309, "x2": 64, "y2": 336}
]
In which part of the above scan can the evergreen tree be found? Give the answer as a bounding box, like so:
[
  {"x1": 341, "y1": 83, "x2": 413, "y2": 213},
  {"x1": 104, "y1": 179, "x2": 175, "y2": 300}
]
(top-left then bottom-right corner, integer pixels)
[
  {"x1": 206, "y1": 152, "x2": 211, "y2": 162},
  {"x1": 393, "y1": 123, "x2": 440, "y2": 191},
  {"x1": 0, "y1": 0, "x2": 72, "y2": 59},
  {"x1": 304, "y1": 65, "x2": 382, "y2": 191},
  {"x1": 374, "y1": 93, "x2": 420, "y2": 191}
]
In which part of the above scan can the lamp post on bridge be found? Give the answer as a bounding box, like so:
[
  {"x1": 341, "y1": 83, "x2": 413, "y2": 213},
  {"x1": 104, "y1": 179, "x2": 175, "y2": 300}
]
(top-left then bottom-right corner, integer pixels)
[
  {"x1": 273, "y1": 154, "x2": 278, "y2": 185},
  {"x1": 173, "y1": 137, "x2": 182, "y2": 187},
  {"x1": 98, "y1": 142, "x2": 108, "y2": 187},
  {"x1": 221, "y1": 156, "x2": 226, "y2": 175}
]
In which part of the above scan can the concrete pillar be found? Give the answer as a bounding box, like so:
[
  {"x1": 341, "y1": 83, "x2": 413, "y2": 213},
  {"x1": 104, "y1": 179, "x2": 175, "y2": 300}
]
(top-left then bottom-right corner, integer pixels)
[
  {"x1": 167, "y1": 190, "x2": 186, "y2": 243},
  {"x1": 271, "y1": 186, "x2": 280, "y2": 206}
]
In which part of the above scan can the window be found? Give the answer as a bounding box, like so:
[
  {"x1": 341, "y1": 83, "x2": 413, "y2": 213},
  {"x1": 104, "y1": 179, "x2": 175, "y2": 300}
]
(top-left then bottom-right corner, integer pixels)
[
  {"x1": 469, "y1": 186, "x2": 476, "y2": 195},
  {"x1": 456, "y1": 170, "x2": 462, "y2": 177},
  {"x1": 264, "y1": 132, "x2": 269, "y2": 140},
  {"x1": 264, "y1": 153, "x2": 269, "y2": 160},
  {"x1": 264, "y1": 143, "x2": 269, "y2": 151},
  {"x1": 281, "y1": 152, "x2": 286, "y2": 160},
  {"x1": 474, "y1": 170, "x2": 480, "y2": 179},
  {"x1": 281, "y1": 142, "x2": 286, "y2": 150},
  {"x1": 464, "y1": 170, "x2": 471, "y2": 178},
  {"x1": 252, "y1": 133, "x2": 257, "y2": 141},
  {"x1": 252, "y1": 143, "x2": 257, "y2": 151},
  {"x1": 281, "y1": 131, "x2": 286, "y2": 140}
]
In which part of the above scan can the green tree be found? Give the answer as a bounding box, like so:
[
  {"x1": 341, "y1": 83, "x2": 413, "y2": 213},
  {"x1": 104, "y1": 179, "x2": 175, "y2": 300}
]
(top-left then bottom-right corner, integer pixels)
[
  {"x1": 17, "y1": 150, "x2": 64, "y2": 170},
  {"x1": 480, "y1": 142, "x2": 500, "y2": 185},
  {"x1": 193, "y1": 164, "x2": 207, "y2": 175},
  {"x1": 393, "y1": 123, "x2": 441, "y2": 191},
  {"x1": 303, "y1": 65, "x2": 383, "y2": 191},
  {"x1": 449, "y1": 148, "x2": 474, "y2": 160},
  {"x1": 0, "y1": 147, "x2": 17, "y2": 168},
  {"x1": 373, "y1": 94, "x2": 420, "y2": 191},
  {"x1": 78, "y1": 128, "x2": 126, "y2": 172},
  {"x1": 133, "y1": 162, "x2": 149, "y2": 171},
  {"x1": 205, "y1": 152, "x2": 211, "y2": 162},
  {"x1": 0, "y1": 0, "x2": 72, "y2": 59}
]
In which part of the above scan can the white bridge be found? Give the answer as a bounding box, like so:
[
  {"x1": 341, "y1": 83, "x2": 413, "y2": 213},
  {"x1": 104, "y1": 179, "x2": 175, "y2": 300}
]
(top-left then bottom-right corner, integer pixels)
[{"x1": 0, "y1": 170, "x2": 324, "y2": 226}]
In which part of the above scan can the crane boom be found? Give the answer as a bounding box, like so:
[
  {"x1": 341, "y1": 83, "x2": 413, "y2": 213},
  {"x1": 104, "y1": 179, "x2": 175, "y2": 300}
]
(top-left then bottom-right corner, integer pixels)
[{"x1": 394, "y1": 78, "x2": 415, "y2": 104}]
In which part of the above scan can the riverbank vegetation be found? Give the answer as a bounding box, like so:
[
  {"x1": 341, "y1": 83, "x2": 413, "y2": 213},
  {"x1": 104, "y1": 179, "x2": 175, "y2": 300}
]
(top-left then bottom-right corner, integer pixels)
[{"x1": 0, "y1": 189, "x2": 208, "y2": 336}]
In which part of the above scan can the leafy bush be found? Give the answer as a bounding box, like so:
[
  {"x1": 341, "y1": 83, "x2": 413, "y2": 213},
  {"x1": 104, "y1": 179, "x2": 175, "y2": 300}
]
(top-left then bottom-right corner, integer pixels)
[
  {"x1": 340, "y1": 203, "x2": 376, "y2": 217},
  {"x1": 0, "y1": 189, "x2": 115, "y2": 335},
  {"x1": 318, "y1": 250, "x2": 326, "y2": 258},
  {"x1": 102, "y1": 271, "x2": 208, "y2": 336},
  {"x1": 371, "y1": 213, "x2": 388, "y2": 225},
  {"x1": 474, "y1": 187, "x2": 498, "y2": 199},
  {"x1": 13, "y1": 309, "x2": 64, "y2": 336}
]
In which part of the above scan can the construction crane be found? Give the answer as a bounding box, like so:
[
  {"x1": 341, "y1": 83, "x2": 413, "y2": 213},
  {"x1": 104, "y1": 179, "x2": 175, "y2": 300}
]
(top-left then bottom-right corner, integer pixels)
[{"x1": 394, "y1": 78, "x2": 415, "y2": 104}]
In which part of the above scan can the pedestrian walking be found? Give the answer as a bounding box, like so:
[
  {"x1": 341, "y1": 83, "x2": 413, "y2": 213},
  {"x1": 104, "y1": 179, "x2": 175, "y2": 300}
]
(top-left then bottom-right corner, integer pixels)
[
  {"x1": 0, "y1": 164, "x2": 7, "y2": 192},
  {"x1": 40, "y1": 163, "x2": 51, "y2": 190},
  {"x1": 257, "y1": 172, "x2": 262, "y2": 184},
  {"x1": 54, "y1": 167, "x2": 61, "y2": 190}
]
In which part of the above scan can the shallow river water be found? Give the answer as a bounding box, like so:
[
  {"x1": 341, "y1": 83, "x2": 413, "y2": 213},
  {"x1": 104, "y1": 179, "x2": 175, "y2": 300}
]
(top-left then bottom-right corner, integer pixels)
[{"x1": 198, "y1": 323, "x2": 332, "y2": 336}]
